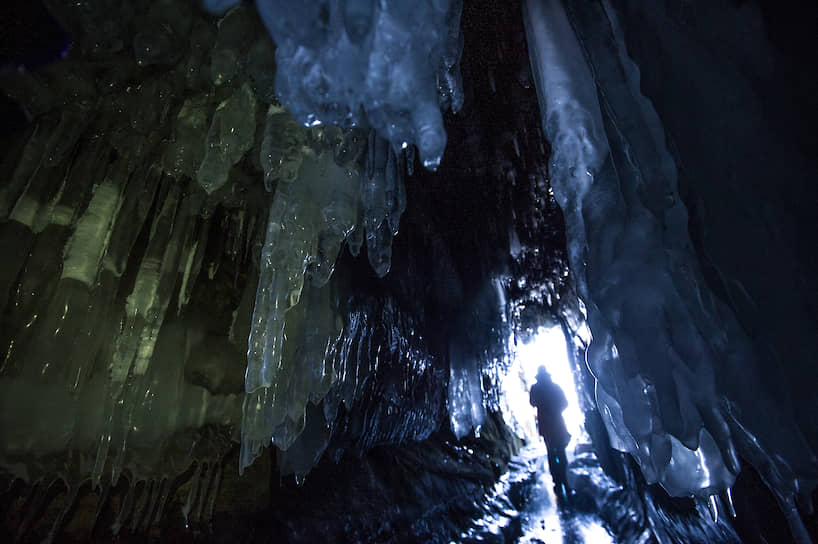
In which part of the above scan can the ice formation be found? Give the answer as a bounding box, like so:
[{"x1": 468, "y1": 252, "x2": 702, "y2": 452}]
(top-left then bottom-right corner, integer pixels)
[
  {"x1": 0, "y1": 0, "x2": 452, "y2": 531},
  {"x1": 524, "y1": 0, "x2": 816, "y2": 538},
  {"x1": 448, "y1": 343, "x2": 486, "y2": 439},
  {"x1": 1, "y1": 0, "x2": 815, "y2": 539},
  {"x1": 206, "y1": 0, "x2": 464, "y2": 171},
  {"x1": 193, "y1": 2, "x2": 464, "y2": 464}
]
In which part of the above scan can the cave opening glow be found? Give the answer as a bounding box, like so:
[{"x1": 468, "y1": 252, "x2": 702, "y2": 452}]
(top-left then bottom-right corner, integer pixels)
[{"x1": 502, "y1": 325, "x2": 585, "y2": 451}]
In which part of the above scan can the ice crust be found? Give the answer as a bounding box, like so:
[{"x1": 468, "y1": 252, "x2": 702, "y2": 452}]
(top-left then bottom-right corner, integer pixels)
[
  {"x1": 206, "y1": 0, "x2": 464, "y2": 171},
  {"x1": 524, "y1": 0, "x2": 816, "y2": 530}
]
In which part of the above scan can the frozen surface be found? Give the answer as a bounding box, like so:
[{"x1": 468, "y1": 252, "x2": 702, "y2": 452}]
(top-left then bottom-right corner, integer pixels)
[
  {"x1": 524, "y1": 0, "x2": 816, "y2": 533},
  {"x1": 461, "y1": 444, "x2": 740, "y2": 543},
  {"x1": 206, "y1": 0, "x2": 464, "y2": 170}
]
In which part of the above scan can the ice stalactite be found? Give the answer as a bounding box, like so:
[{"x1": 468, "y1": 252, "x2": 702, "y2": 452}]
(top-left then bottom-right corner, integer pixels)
[
  {"x1": 524, "y1": 0, "x2": 816, "y2": 538},
  {"x1": 192, "y1": 0, "x2": 439, "y2": 470},
  {"x1": 196, "y1": 83, "x2": 258, "y2": 194},
  {"x1": 242, "y1": 113, "x2": 357, "y2": 469},
  {"x1": 0, "y1": 3, "x2": 272, "y2": 535},
  {"x1": 448, "y1": 342, "x2": 486, "y2": 439},
  {"x1": 241, "y1": 95, "x2": 423, "y2": 469},
  {"x1": 245, "y1": 120, "x2": 356, "y2": 394},
  {"x1": 205, "y1": 0, "x2": 464, "y2": 171},
  {"x1": 1, "y1": 4, "x2": 445, "y2": 525},
  {"x1": 243, "y1": 292, "x2": 444, "y2": 477}
]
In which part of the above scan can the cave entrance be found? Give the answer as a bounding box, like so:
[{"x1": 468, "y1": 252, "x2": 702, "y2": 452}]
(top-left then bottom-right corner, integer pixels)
[{"x1": 501, "y1": 325, "x2": 586, "y2": 452}]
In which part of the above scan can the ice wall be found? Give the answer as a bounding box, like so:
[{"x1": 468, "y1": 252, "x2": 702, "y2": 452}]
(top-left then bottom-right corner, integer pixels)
[{"x1": 524, "y1": 0, "x2": 816, "y2": 536}]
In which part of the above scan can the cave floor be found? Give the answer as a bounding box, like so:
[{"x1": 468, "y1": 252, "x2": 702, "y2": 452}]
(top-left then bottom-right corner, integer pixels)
[{"x1": 460, "y1": 443, "x2": 616, "y2": 544}]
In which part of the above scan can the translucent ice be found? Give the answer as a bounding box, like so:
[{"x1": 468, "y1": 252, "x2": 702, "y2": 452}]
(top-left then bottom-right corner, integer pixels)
[
  {"x1": 196, "y1": 83, "x2": 257, "y2": 194},
  {"x1": 360, "y1": 133, "x2": 405, "y2": 277},
  {"x1": 246, "y1": 118, "x2": 360, "y2": 393},
  {"x1": 448, "y1": 344, "x2": 486, "y2": 439},
  {"x1": 204, "y1": 0, "x2": 465, "y2": 170},
  {"x1": 525, "y1": 0, "x2": 816, "y2": 525}
]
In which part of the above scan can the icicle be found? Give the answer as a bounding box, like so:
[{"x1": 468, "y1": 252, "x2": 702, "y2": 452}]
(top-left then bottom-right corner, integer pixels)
[
  {"x1": 361, "y1": 135, "x2": 388, "y2": 235},
  {"x1": 346, "y1": 223, "x2": 363, "y2": 257},
  {"x1": 448, "y1": 343, "x2": 486, "y2": 439},
  {"x1": 111, "y1": 478, "x2": 136, "y2": 536},
  {"x1": 130, "y1": 480, "x2": 153, "y2": 533},
  {"x1": 365, "y1": 220, "x2": 393, "y2": 278},
  {"x1": 139, "y1": 479, "x2": 162, "y2": 532},
  {"x1": 259, "y1": 105, "x2": 306, "y2": 191},
  {"x1": 162, "y1": 96, "x2": 210, "y2": 179},
  {"x1": 722, "y1": 487, "x2": 736, "y2": 519},
  {"x1": 245, "y1": 188, "x2": 309, "y2": 392},
  {"x1": 194, "y1": 463, "x2": 215, "y2": 523},
  {"x1": 152, "y1": 478, "x2": 172, "y2": 528},
  {"x1": 206, "y1": 463, "x2": 222, "y2": 524},
  {"x1": 366, "y1": 129, "x2": 376, "y2": 180},
  {"x1": 182, "y1": 464, "x2": 204, "y2": 529},
  {"x1": 384, "y1": 147, "x2": 406, "y2": 237},
  {"x1": 100, "y1": 165, "x2": 163, "y2": 278},
  {"x1": 246, "y1": 145, "x2": 358, "y2": 397},
  {"x1": 90, "y1": 420, "x2": 112, "y2": 490},
  {"x1": 404, "y1": 146, "x2": 415, "y2": 176},
  {"x1": 109, "y1": 181, "x2": 184, "y2": 382},
  {"x1": 196, "y1": 83, "x2": 257, "y2": 194},
  {"x1": 91, "y1": 483, "x2": 110, "y2": 532},
  {"x1": 707, "y1": 494, "x2": 719, "y2": 523},
  {"x1": 45, "y1": 482, "x2": 80, "y2": 544},
  {"x1": 177, "y1": 213, "x2": 210, "y2": 315}
]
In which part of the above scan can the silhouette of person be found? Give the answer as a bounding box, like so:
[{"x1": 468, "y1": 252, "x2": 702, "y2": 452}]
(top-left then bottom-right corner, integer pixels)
[{"x1": 529, "y1": 365, "x2": 571, "y2": 497}]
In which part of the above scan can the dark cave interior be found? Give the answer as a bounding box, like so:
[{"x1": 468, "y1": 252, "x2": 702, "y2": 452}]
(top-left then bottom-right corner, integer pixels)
[{"x1": 0, "y1": 0, "x2": 816, "y2": 542}]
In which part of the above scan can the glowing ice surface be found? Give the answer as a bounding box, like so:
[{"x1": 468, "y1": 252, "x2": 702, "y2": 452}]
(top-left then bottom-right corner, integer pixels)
[{"x1": 524, "y1": 1, "x2": 816, "y2": 532}]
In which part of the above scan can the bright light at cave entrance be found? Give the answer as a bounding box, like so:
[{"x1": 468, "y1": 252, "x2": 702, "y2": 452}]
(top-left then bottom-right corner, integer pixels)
[{"x1": 501, "y1": 326, "x2": 584, "y2": 451}]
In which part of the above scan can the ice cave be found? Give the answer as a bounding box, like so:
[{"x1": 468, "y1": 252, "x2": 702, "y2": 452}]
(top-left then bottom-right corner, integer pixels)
[{"x1": 0, "y1": 0, "x2": 816, "y2": 542}]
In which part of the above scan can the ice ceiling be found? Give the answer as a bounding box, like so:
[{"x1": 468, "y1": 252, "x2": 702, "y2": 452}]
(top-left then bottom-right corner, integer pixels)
[{"x1": 0, "y1": 0, "x2": 816, "y2": 541}]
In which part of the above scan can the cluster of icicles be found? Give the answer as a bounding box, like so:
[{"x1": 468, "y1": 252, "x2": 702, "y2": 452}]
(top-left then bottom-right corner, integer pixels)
[
  {"x1": 0, "y1": 0, "x2": 457, "y2": 539},
  {"x1": 523, "y1": 1, "x2": 815, "y2": 541}
]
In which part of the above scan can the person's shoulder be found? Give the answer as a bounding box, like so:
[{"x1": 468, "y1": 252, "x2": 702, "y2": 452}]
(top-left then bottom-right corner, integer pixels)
[{"x1": 551, "y1": 381, "x2": 567, "y2": 400}]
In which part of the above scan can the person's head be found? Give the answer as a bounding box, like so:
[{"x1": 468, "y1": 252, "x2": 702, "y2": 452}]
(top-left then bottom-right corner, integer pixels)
[{"x1": 536, "y1": 365, "x2": 551, "y2": 382}]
